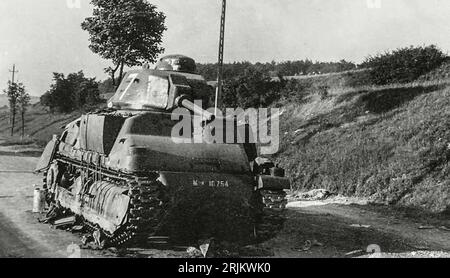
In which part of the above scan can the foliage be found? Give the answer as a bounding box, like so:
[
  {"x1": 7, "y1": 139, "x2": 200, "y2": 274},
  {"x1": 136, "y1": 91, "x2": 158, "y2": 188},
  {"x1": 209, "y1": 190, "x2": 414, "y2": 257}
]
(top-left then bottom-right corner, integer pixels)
[
  {"x1": 17, "y1": 86, "x2": 30, "y2": 113},
  {"x1": 197, "y1": 59, "x2": 356, "y2": 81},
  {"x1": 362, "y1": 45, "x2": 449, "y2": 85},
  {"x1": 417, "y1": 61, "x2": 450, "y2": 82},
  {"x1": 3, "y1": 82, "x2": 22, "y2": 136},
  {"x1": 82, "y1": 0, "x2": 166, "y2": 86},
  {"x1": 98, "y1": 78, "x2": 116, "y2": 96},
  {"x1": 222, "y1": 68, "x2": 284, "y2": 109},
  {"x1": 40, "y1": 71, "x2": 101, "y2": 113},
  {"x1": 4, "y1": 82, "x2": 20, "y2": 113},
  {"x1": 17, "y1": 83, "x2": 30, "y2": 137},
  {"x1": 217, "y1": 61, "x2": 362, "y2": 109}
]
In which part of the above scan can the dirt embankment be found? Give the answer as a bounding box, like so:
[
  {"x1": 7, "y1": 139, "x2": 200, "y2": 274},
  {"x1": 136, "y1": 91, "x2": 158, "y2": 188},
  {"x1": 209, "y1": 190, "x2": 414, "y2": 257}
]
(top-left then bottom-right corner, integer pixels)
[{"x1": 273, "y1": 70, "x2": 450, "y2": 214}]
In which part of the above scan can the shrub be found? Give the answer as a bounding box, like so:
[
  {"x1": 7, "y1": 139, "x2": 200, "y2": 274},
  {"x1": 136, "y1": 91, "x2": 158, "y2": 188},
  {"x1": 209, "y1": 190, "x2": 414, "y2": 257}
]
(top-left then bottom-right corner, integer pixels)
[
  {"x1": 41, "y1": 71, "x2": 101, "y2": 113},
  {"x1": 222, "y1": 68, "x2": 283, "y2": 109},
  {"x1": 362, "y1": 45, "x2": 448, "y2": 85},
  {"x1": 197, "y1": 60, "x2": 357, "y2": 81},
  {"x1": 318, "y1": 85, "x2": 330, "y2": 100}
]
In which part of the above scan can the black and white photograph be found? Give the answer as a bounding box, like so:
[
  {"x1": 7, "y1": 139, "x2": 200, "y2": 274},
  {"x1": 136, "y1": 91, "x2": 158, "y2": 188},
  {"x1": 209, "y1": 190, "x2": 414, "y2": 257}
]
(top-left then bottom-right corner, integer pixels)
[{"x1": 0, "y1": 0, "x2": 449, "y2": 265}]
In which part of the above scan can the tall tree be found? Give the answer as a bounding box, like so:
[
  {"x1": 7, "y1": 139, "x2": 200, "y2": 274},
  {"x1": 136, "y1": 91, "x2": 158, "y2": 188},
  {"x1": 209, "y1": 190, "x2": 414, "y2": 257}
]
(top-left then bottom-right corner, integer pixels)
[
  {"x1": 81, "y1": 0, "x2": 166, "y2": 87},
  {"x1": 17, "y1": 84, "x2": 30, "y2": 138},
  {"x1": 40, "y1": 71, "x2": 100, "y2": 113},
  {"x1": 4, "y1": 82, "x2": 20, "y2": 136}
]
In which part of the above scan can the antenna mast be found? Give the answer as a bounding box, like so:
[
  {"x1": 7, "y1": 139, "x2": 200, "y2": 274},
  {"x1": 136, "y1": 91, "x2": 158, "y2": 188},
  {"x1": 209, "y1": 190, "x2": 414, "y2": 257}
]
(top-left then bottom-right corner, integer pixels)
[{"x1": 215, "y1": 0, "x2": 227, "y2": 115}]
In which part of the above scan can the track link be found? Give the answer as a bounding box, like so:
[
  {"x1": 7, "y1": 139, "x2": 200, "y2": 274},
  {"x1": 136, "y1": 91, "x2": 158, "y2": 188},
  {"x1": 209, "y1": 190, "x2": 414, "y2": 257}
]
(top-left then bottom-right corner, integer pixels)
[
  {"x1": 43, "y1": 163, "x2": 166, "y2": 248},
  {"x1": 88, "y1": 177, "x2": 167, "y2": 247}
]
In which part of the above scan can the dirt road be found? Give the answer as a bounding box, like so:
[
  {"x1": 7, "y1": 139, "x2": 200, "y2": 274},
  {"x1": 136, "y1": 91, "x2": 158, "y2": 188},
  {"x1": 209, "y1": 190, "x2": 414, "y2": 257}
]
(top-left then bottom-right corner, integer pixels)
[
  {"x1": 0, "y1": 139, "x2": 448, "y2": 258},
  {"x1": 266, "y1": 201, "x2": 450, "y2": 258}
]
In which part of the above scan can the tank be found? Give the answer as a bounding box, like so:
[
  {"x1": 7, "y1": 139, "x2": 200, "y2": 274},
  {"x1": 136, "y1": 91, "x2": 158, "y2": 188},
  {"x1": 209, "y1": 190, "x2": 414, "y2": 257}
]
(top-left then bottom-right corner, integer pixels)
[{"x1": 35, "y1": 55, "x2": 290, "y2": 247}]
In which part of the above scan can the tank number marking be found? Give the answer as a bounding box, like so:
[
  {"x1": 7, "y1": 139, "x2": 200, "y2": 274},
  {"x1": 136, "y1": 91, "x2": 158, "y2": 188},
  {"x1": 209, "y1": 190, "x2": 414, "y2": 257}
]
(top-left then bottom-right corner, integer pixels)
[{"x1": 193, "y1": 180, "x2": 229, "y2": 188}]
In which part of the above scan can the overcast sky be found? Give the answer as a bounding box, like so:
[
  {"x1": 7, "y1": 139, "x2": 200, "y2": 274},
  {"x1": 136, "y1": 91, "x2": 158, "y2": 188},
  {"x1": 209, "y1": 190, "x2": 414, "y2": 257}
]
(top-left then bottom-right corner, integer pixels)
[{"x1": 1, "y1": 0, "x2": 450, "y2": 96}]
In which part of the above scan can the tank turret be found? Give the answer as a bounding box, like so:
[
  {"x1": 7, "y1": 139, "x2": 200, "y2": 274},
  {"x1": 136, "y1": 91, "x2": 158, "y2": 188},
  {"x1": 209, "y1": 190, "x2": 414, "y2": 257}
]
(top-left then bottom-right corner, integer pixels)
[
  {"x1": 108, "y1": 62, "x2": 212, "y2": 111},
  {"x1": 155, "y1": 54, "x2": 197, "y2": 74}
]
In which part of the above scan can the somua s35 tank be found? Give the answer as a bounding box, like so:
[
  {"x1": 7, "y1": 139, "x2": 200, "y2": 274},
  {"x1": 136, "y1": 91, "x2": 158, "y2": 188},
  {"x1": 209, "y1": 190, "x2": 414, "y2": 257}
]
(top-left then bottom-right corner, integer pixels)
[{"x1": 35, "y1": 55, "x2": 290, "y2": 247}]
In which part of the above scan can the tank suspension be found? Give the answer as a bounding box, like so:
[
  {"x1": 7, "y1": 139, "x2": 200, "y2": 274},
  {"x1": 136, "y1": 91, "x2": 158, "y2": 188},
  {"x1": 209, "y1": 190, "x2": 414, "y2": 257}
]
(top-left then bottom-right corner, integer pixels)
[
  {"x1": 55, "y1": 157, "x2": 130, "y2": 181},
  {"x1": 109, "y1": 177, "x2": 166, "y2": 246},
  {"x1": 51, "y1": 157, "x2": 166, "y2": 247}
]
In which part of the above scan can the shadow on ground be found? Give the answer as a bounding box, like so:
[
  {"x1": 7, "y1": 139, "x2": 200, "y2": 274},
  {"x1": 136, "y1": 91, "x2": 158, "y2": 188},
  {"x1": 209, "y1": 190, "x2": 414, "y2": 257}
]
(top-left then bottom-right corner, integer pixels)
[
  {"x1": 266, "y1": 208, "x2": 415, "y2": 258},
  {"x1": 359, "y1": 85, "x2": 442, "y2": 114}
]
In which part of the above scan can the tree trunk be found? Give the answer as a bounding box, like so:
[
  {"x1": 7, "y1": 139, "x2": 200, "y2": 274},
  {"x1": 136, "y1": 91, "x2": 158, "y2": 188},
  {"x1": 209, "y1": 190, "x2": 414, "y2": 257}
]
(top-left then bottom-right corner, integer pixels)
[
  {"x1": 117, "y1": 61, "x2": 125, "y2": 89},
  {"x1": 111, "y1": 72, "x2": 116, "y2": 87},
  {"x1": 110, "y1": 63, "x2": 120, "y2": 87},
  {"x1": 21, "y1": 111, "x2": 25, "y2": 139},
  {"x1": 11, "y1": 108, "x2": 16, "y2": 137}
]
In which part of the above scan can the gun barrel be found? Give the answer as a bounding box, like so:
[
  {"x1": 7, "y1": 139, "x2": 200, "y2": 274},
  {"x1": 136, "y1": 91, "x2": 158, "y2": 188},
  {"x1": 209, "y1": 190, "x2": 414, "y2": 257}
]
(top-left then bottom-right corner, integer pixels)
[{"x1": 179, "y1": 97, "x2": 215, "y2": 122}]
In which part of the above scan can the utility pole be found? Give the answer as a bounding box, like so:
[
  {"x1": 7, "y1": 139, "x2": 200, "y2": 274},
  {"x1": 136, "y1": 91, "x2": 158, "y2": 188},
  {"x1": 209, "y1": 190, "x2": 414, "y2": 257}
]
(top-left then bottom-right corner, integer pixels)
[
  {"x1": 7, "y1": 64, "x2": 19, "y2": 137},
  {"x1": 9, "y1": 64, "x2": 18, "y2": 84},
  {"x1": 215, "y1": 0, "x2": 227, "y2": 115}
]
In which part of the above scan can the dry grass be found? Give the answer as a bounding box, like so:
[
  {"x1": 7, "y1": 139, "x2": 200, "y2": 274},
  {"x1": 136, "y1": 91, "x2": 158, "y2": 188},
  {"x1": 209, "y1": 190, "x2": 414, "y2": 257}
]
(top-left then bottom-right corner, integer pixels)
[
  {"x1": 284, "y1": 69, "x2": 370, "y2": 81},
  {"x1": 329, "y1": 78, "x2": 450, "y2": 97},
  {"x1": 275, "y1": 72, "x2": 450, "y2": 214},
  {"x1": 0, "y1": 104, "x2": 80, "y2": 147},
  {"x1": 0, "y1": 136, "x2": 35, "y2": 147}
]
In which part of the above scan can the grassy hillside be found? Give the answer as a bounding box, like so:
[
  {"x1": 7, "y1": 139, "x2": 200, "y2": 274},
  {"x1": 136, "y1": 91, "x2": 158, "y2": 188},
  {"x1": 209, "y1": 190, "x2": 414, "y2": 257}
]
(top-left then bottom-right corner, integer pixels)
[
  {"x1": 0, "y1": 103, "x2": 80, "y2": 146},
  {"x1": 274, "y1": 68, "x2": 450, "y2": 213},
  {"x1": 284, "y1": 69, "x2": 371, "y2": 87},
  {"x1": 0, "y1": 95, "x2": 40, "y2": 108}
]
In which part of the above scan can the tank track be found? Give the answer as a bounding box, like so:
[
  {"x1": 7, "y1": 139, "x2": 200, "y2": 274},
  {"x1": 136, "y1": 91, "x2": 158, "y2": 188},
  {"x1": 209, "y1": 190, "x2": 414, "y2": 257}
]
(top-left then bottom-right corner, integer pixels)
[
  {"x1": 256, "y1": 189, "x2": 288, "y2": 242},
  {"x1": 43, "y1": 163, "x2": 166, "y2": 248},
  {"x1": 105, "y1": 178, "x2": 166, "y2": 247}
]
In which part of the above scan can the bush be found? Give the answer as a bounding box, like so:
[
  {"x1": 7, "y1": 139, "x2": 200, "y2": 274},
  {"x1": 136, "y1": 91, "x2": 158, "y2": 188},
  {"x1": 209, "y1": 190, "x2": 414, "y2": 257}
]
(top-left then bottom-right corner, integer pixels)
[
  {"x1": 222, "y1": 68, "x2": 284, "y2": 109},
  {"x1": 197, "y1": 60, "x2": 357, "y2": 81},
  {"x1": 277, "y1": 79, "x2": 314, "y2": 104},
  {"x1": 362, "y1": 45, "x2": 448, "y2": 85},
  {"x1": 41, "y1": 71, "x2": 101, "y2": 113}
]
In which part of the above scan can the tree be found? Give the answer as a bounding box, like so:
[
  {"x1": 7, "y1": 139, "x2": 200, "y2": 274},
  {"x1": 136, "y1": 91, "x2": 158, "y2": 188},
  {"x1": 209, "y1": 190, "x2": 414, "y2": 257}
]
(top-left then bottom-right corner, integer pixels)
[
  {"x1": 17, "y1": 84, "x2": 30, "y2": 138},
  {"x1": 4, "y1": 82, "x2": 20, "y2": 136},
  {"x1": 81, "y1": 0, "x2": 166, "y2": 87},
  {"x1": 41, "y1": 73, "x2": 73, "y2": 113},
  {"x1": 197, "y1": 59, "x2": 356, "y2": 81},
  {"x1": 41, "y1": 71, "x2": 101, "y2": 113}
]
